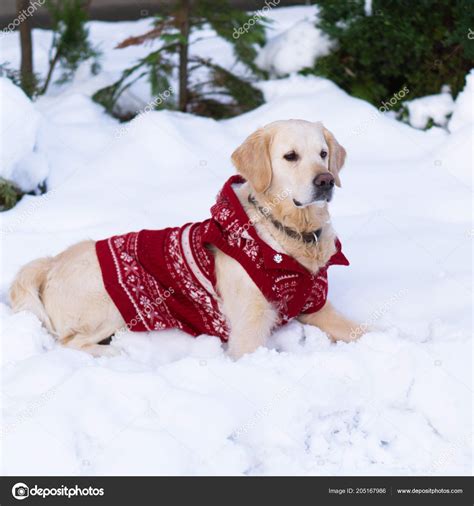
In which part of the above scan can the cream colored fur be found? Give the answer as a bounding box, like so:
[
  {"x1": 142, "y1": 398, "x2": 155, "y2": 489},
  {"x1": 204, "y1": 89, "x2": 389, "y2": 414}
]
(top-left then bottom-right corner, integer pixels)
[{"x1": 9, "y1": 120, "x2": 363, "y2": 359}]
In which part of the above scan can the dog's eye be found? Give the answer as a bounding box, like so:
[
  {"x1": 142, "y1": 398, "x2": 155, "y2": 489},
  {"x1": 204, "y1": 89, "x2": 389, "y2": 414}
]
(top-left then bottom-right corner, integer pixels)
[
  {"x1": 283, "y1": 151, "x2": 298, "y2": 162},
  {"x1": 320, "y1": 150, "x2": 328, "y2": 159}
]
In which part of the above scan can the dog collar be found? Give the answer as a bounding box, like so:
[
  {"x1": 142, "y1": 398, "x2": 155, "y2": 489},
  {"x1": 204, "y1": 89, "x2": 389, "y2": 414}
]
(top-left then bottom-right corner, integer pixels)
[{"x1": 248, "y1": 194, "x2": 322, "y2": 245}]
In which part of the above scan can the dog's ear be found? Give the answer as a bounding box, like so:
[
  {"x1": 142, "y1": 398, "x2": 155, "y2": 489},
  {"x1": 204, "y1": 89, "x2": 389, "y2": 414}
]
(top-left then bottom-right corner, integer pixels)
[
  {"x1": 323, "y1": 127, "x2": 346, "y2": 188},
  {"x1": 231, "y1": 128, "x2": 272, "y2": 194}
]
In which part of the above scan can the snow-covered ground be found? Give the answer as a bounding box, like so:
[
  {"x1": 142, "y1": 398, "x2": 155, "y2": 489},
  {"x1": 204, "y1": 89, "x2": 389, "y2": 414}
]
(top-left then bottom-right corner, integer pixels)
[{"x1": 0, "y1": 8, "x2": 472, "y2": 476}]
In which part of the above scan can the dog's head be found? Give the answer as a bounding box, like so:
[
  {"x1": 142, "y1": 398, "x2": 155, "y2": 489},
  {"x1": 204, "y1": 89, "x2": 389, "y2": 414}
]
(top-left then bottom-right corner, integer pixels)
[{"x1": 231, "y1": 119, "x2": 346, "y2": 207}]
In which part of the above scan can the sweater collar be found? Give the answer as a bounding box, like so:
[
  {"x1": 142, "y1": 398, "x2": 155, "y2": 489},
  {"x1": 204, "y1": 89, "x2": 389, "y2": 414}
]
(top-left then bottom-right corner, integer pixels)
[
  {"x1": 212, "y1": 176, "x2": 311, "y2": 274},
  {"x1": 247, "y1": 193, "x2": 322, "y2": 245}
]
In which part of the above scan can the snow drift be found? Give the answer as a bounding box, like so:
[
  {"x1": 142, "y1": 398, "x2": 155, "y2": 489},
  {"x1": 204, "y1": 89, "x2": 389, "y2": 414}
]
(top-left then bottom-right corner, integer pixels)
[{"x1": 0, "y1": 78, "x2": 48, "y2": 192}]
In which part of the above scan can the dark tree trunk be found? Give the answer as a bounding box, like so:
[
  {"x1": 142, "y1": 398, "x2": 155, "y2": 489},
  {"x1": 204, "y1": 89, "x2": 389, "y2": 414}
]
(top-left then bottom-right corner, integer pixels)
[
  {"x1": 178, "y1": 0, "x2": 190, "y2": 112},
  {"x1": 41, "y1": 48, "x2": 61, "y2": 95},
  {"x1": 17, "y1": 0, "x2": 35, "y2": 96}
]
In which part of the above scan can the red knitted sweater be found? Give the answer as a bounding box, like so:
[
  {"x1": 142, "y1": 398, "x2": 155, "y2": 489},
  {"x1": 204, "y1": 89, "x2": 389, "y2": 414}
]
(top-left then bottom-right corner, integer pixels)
[{"x1": 95, "y1": 175, "x2": 349, "y2": 341}]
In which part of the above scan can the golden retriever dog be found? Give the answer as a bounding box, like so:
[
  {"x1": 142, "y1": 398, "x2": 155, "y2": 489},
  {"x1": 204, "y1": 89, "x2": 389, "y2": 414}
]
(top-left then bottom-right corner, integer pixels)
[{"x1": 10, "y1": 119, "x2": 363, "y2": 358}]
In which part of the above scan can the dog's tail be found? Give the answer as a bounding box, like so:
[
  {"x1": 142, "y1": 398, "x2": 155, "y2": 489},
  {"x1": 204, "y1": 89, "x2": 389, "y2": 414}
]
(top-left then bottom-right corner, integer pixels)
[{"x1": 9, "y1": 257, "x2": 55, "y2": 333}]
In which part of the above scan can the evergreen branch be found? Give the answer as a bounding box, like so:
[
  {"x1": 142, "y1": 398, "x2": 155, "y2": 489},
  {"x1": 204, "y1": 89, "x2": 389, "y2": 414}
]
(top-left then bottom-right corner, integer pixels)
[{"x1": 115, "y1": 22, "x2": 167, "y2": 49}]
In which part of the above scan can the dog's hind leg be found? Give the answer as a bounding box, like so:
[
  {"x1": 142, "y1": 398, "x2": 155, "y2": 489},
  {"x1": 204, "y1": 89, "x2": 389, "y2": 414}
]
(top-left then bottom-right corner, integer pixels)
[
  {"x1": 65, "y1": 339, "x2": 120, "y2": 357},
  {"x1": 60, "y1": 327, "x2": 121, "y2": 357}
]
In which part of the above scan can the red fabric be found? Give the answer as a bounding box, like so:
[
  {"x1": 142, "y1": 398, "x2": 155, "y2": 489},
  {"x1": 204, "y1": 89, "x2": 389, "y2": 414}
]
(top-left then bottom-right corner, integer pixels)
[{"x1": 96, "y1": 175, "x2": 349, "y2": 341}]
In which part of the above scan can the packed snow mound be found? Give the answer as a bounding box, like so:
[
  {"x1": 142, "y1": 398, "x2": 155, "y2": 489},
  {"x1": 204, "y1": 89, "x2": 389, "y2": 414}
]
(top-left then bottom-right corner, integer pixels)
[
  {"x1": 404, "y1": 91, "x2": 455, "y2": 130},
  {"x1": 431, "y1": 124, "x2": 473, "y2": 187},
  {"x1": 0, "y1": 304, "x2": 55, "y2": 367},
  {"x1": 404, "y1": 70, "x2": 473, "y2": 132},
  {"x1": 256, "y1": 20, "x2": 332, "y2": 76},
  {"x1": 0, "y1": 78, "x2": 46, "y2": 191},
  {"x1": 7, "y1": 152, "x2": 49, "y2": 193},
  {"x1": 448, "y1": 69, "x2": 474, "y2": 133},
  {"x1": 1, "y1": 319, "x2": 470, "y2": 476}
]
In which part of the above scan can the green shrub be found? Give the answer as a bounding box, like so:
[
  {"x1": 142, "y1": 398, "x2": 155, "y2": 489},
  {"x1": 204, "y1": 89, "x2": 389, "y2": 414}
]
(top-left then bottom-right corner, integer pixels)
[
  {"x1": 0, "y1": 178, "x2": 47, "y2": 212},
  {"x1": 0, "y1": 177, "x2": 23, "y2": 211},
  {"x1": 42, "y1": 0, "x2": 100, "y2": 93},
  {"x1": 93, "y1": 0, "x2": 266, "y2": 120},
  {"x1": 305, "y1": 0, "x2": 474, "y2": 106}
]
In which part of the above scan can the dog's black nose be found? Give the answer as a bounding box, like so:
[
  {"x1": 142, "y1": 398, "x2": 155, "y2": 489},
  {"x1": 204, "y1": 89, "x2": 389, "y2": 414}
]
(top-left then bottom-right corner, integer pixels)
[{"x1": 313, "y1": 173, "x2": 334, "y2": 189}]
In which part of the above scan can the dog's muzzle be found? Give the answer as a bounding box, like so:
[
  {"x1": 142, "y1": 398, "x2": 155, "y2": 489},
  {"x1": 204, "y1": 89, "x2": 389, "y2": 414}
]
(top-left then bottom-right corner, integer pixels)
[{"x1": 313, "y1": 172, "x2": 334, "y2": 202}]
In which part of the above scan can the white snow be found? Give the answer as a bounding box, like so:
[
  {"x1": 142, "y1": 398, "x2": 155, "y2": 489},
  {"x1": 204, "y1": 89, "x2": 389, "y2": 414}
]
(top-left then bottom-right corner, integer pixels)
[
  {"x1": 404, "y1": 91, "x2": 455, "y2": 130},
  {"x1": 448, "y1": 69, "x2": 474, "y2": 133},
  {"x1": 364, "y1": 0, "x2": 373, "y2": 16},
  {"x1": 0, "y1": 78, "x2": 45, "y2": 191},
  {"x1": 256, "y1": 6, "x2": 332, "y2": 76},
  {"x1": 0, "y1": 8, "x2": 472, "y2": 477}
]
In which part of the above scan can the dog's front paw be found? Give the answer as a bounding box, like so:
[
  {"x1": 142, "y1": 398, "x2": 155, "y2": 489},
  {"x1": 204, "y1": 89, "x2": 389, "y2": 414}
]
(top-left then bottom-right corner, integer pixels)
[
  {"x1": 84, "y1": 344, "x2": 121, "y2": 357},
  {"x1": 329, "y1": 322, "x2": 368, "y2": 343},
  {"x1": 227, "y1": 345, "x2": 248, "y2": 360},
  {"x1": 227, "y1": 341, "x2": 262, "y2": 360}
]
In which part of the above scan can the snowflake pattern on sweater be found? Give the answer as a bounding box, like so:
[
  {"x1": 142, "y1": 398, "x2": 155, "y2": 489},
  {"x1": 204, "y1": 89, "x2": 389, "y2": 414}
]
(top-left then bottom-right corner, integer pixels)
[{"x1": 95, "y1": 175, "x2": 349, "y2": 341}]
